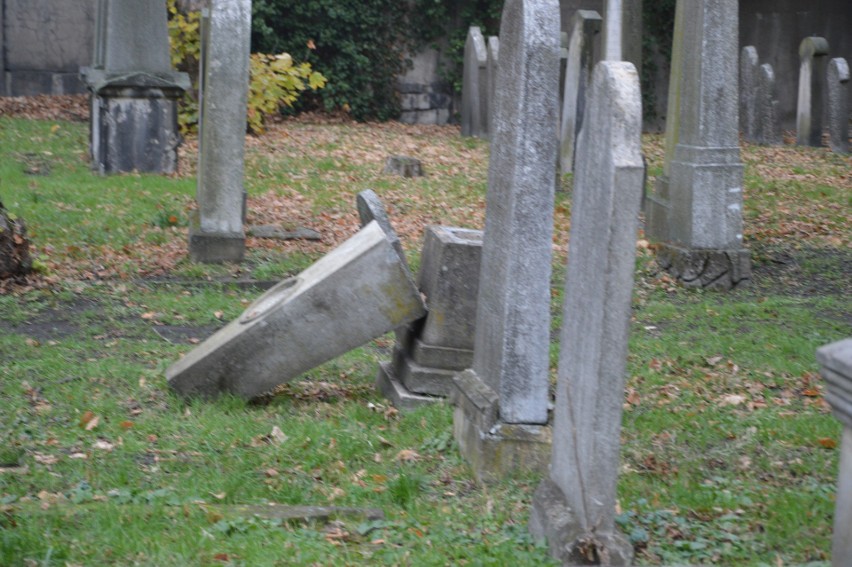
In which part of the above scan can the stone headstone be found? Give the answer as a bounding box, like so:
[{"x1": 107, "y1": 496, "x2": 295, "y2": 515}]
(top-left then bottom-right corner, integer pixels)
[
  {"x1": 356, "y1": 189, "x2": 407, "y2": 271},
  {"x1": 827, "y1": 58, "x2": 850, "y2": 154},
  {"x1": 461, "y1": 26, "x2": 488, "y2": 138},
  {"x1": 80, "y1": 0, "x2": 189, "y2": 174},
  {"x1": 486, "y1": 36, "x2": 500, "y2": 137},
  {"x1": 559, "y1": 10, "x2": 602, "y2": 174},
  {"x1": 451, "y1": 0, "x2": 560, "y2": 483},
  {"x1": 817, "y1": 338, "x2": 852, "y2": 567},
  {"x1": 796, "y1": 36, "x2": 830, "y2": 147},
  {"x1": 377, "y1": 226, "x2": 483, "y2": 409},
  {"x1": 189, "y1": 0, "x2": 252, "y2": 264},
  {"x1": 755, "y1": 63, "x2": 783, "y2": 146},
  {"x1": 168, "y1": 221, "x2": 427, "y2": 399},
  {"x1": 644, "y1": 0, "x2": 750, "y2": 290},
  {"x1": 530, "y1": 60, "x2": 643, "y2": 566},
  {"x1": 602, "y1": 0, "x2": 623, "y2": 61},
  {"x1": 740, "y1": 45, "x2": 759, "y2": 141}
]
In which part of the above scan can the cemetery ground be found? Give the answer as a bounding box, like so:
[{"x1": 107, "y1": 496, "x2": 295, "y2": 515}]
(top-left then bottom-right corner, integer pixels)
[{"x1": 0, "y1": 97, "x2": 850, "y2": 565}]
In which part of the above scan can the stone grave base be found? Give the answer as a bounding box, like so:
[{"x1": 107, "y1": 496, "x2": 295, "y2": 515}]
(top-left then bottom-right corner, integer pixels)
[
  {"x1": 655, "y1": 242, "x2": 751, "y2": 290},
  {"x1": 451, "y1": 369, "x2": 551, "y2": 484},
  {"x1": 189, "y1": 213, "x2": 246, "y2": 264},
  {"x1": 529, "y1": 479, "x2": 633, "y2": 566},
  {"x1": 376, "y1": 362, "x2": 444, "y2": 412}
]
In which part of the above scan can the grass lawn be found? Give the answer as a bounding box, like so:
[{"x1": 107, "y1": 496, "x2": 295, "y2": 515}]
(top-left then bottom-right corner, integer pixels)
[{"x1": 0, "y1": 101, "x2": 850, "y2": 565}]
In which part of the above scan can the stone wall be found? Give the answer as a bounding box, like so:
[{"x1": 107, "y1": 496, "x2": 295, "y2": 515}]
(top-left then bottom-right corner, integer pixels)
[{"x1": 2, "y1": 0, "x2": 96, "y2": 96}]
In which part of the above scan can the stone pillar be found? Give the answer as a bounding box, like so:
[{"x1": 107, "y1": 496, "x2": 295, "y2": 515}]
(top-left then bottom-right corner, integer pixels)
[
  {"x1": 644, "y1": 0, "x2": 750, "y2": 290},
  {"x1": 485, "y1": 36, "x2": 500, "y2": 138},
  {"x1": 529, "y1": 60, "x2": 642, "y2": 566},
  {"x1": 451, "y1": 0, "x2": 559, "y2": 483},
  {"x1": 188, "y1": 0, "x2": 251, "y2": 264},
  {"x1": 816, "y1": 338, "x2": 852, "y2": 567},
  {"x1": 80, "y1": 0, "x2": 189, "y2": 174},
  {"x1": 796, "y1": 36, "x2": 830, "y2": 147},
  {"x1": 827, "y1": 58, "x2": 850, "y2": 154},
  {"x1": 602, "y1": 0, "x2": 622, "y2": 60},
  {"x1": 755, "y1": 63, "x2": 783, "y2": 146},
  {"x1": 461, "y1": 26, "x2": 488, "y2": 138},
  {"x1": 740, "y1": 46, "x2": 759, "y2": 142},
  {"x1": 559, "y1": 10, "x2": 602, "y2": 174}
]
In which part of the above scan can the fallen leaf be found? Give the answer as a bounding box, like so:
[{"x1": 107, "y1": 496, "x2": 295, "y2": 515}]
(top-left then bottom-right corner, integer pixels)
[
  {"x1": 93, "y1": 440, "x2": 114, "y2": 451},
  {"x1": 719, "y1": 394, "x2": 746, "y2": 407},
  {"x1": 395, "y1": 449, "x2": 421, "y2": 463},
  {"x1": 818, "y1": 437, "x2": 837, "y2": 449},
  {"x1": 34, "y1": 453, "x2": 59, "y2": 465}
]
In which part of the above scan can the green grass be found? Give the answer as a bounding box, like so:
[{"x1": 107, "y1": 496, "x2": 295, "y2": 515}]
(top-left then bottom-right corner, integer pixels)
[{"x1": 1, "y1": 114, "x2": 850, "y2": 565}]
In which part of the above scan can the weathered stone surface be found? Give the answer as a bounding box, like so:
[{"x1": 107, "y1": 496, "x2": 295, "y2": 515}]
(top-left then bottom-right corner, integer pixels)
[
  {"x1": 755, "y1": 63, "x2": 783, "y2": 146},
  {"x1": 486, "y1": 36, "x2": 500, "y2": 137},
  {"x1": 817, "y1": 338, "x2": 852, "y2": 567},
  {"x1": 530, "y1": 61, "x2": 641, "y2": 565},
  {"x1": 602, "y1": 0, "x2": 623, "y2": 60},
  {"x1": 0, "y1": 201, "x2": 32, "y2": 279},
  {"x1": 356, "y1": 189, "x2": 407, "y2": 270},
  {"x1": 827, "y1": 58, "x2": 850, "y2": 154},
  {"x1": 796, "y1": 36, "x2": 830, "y2": 147},
  {"x1": 467, "y1": 0, "x2": 560, "y2": 426},
  {"x1": 382, "y1": 156, "x2": 424, "y2": 178},
  {"x1": 190, "y1": 0, "x2": 251, "y2": 263},
  {"x1": 168, "y1": 221, "x2": 427, "y2": 399},
  {"x1": 559, "y1": 10, "x2": 601, "y2": 173},
  {"x1": 644, "y1": 0, "x2": 749, "y2": 290},
  {"x1": 740, "y1": 46, "x2": 759, "y2": 141},
  {"x1": 5, "y1": 0, "x2": 95, "y2": 72},
  {"x1": 376, "y1": 362, "x2": 442, "y2": 412},
  {"x1": 461, "y1": 26, "x2": 488, "y2": 138}
]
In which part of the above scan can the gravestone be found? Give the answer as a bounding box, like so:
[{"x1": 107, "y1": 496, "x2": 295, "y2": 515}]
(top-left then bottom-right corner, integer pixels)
[
  {"x1": 740, "y1": 46, "x2": 759, "y2": 141},
  {"x1": 451, "y1": 0, "x2": 559, "y2": 483},
  {"x1": 644, "y1": 0, "x2": 749, "y2": 290},
  {"x1": 756, "y1": 63, "x2": 783, "y2": 146},
  {"x1": 189, "y1": 0, "x2": 251, "y2": 264},
  {"x1": 382, "y1": 156, "x2": 424, "y2": 178},
  {"x1": 377, "y1": 225, "x2": 483, "y2": 410},
  {"x1": 486, "y1": 36, "x2": 500, "y2": 137},
  {"x1": 80, "y1": 0, "x2": 189, "y2": 174},
  {"x1": 602, "y1": 0, "x2": 623, "y2": 60},
  {"x1": 168, "y1": 221, "x2": 427, "y2": 399},
  {"x1": 827, "y1": 58, "x2": 850, "y2": 154},
  {"x1": 817, "y1": 338, "x2": 852, "y2": 567},
  {"x1": 356, "y1": 189, "x2": 407, "y2": 270},
  {"x1": 461, "y1": 26, "x2": 488, "y2": 138},
  {"x1": 796, "y1": 36, "x2": 830, "y2": 147},
  {"x1": 529, "y1": 60, "x2": 643, "y2": 566},
  {"x1": 559, "y1": 10, "x2": 602, "y2": 174}
]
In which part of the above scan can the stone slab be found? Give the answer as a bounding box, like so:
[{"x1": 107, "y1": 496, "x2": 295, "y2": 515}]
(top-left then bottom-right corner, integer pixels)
[
  {"x1": 394, "y1": 347, "x2": 458, "y2": 397},
  {"x1": 818, "y1": 338, "x2": 852, "y2": 428},
  {"x1": 740, "y1": 45, "x2": 759, "y2": 141},
  {"x1": 189, "y1": 212, "x2": 246, "y2": 264},
  {"x1": 796, "y1": 36, "x2": 830, "y2": 147},
  {"x1": 461, "y1": 26, "x2": 488, "y2": 138},
  {"x1": 376, "y1": 362, "x2": 443, "y2": 412},
  {"x1": 655, "y1": 242, "x2": 751, "y2": 289},
  {"x1": 356, "y1": 189, "x2": 407, "y2": 270},
  {"x1": 833, "y1": 428, "x2": 852, "y2": 567},
  {"x1": 756, "y1": 63, "x2": 783, "y2": 146},
  {"x1": 827, "y1": 58, "x2": 850, "y2": 154},
  {"x1": 4, "y1": 0, "x2": 95, "y2": 72},
  {"x1": 168, "y1": 222, "x2": 427, "y2": 399},
  {"x1": 410, "y1": 337, "x2": 474, "y2": 370}
]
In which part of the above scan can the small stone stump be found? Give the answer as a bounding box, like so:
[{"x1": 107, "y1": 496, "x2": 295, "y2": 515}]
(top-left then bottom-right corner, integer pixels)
[
  {"x1": 383, "y1": 156, "x2": 424, "y2": 178},
  {"x1": 817, "y1": 338, "x2": 852, "y2": 567},
  {"x1": 0, "y1": 202, "x2": 32, "y2": 280}
]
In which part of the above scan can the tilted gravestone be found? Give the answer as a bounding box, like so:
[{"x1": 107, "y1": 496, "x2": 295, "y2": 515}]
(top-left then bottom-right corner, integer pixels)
[
  {"x1": 755, "y1": 63, "x2": 783, "y2": 146},
  {"x1": 529, "y1": 60, "x2": 643, "y2": 566},
  {"x1": 378, "y1": 225, "x2": 483, "y2": 410},
  {"x1": 80, "y1": 0, "x2": 189, "y2": 174},
  {"x1": 796, "y1": 36, "x2": 830, "y2": 147},
  {"x1": 740, "y1": 46, "x2": 759, "y2": 142},
  {"x1": 559, "y1": 10, "x2": 601, "y2": 174},
  {"x1": 189, "y1": 0, "x2": 251, "y2": 264},
  {"x1": 817, "y1": 338, "x2": 852, "y2": 567},
  {"x1": 827, "y1": 58, "x2": 850, "y2": 154},
  {"x1": 461, "y1": 26, "x2": 488, "y2": 138},
  {"x1": 451, "y1": 0, "x2": 559, "y2": 483},
  {"x1": 644, "y1": 0, "x2": 749, "y2": 290},
  {"x1": 168, "y1": 221, "x2": 426, "y2": 399}
]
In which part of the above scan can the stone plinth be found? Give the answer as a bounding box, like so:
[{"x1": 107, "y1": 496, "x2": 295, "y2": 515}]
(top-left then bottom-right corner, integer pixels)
[
  {"x1": 81, "y1": 0, "x2": 189, "y2": 174},
  {"x1": 817, "y1": 338, "x2": 852, "y2": 567},
  {"x1": 168, "y1": 222, "x2": 427, "y2": 400},
  {"x1": 377, "y1": 226, "x2": 483, "y2": 410}
]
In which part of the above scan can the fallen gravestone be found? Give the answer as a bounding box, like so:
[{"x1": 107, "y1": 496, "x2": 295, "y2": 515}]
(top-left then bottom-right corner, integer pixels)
[
  {"x1": 529, "y1": 60, "x2": 643, "y2": 566},
  {"x1": 167, "y1": 221, "x2": 426, "y2": 399},
  {"x1": 451, "y1": 0, "x2": 559, "y2": 483},
  {"x1": 817, "y1": 338, "x2": 852, "y2": 567},
  {"x1": 827, "y1": 58, "x2": 850, "y2": 154},
  {"x1": 356, "y1": 189, "x2": 407, "y2": 269},
  {"x1": 796, "y1": 36, "x2": 830, "y2": 147}
]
